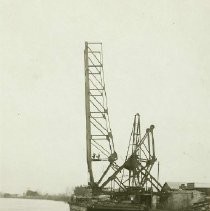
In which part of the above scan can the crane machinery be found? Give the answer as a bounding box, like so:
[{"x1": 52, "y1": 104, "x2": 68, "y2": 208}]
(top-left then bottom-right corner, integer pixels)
[
  {"x1": 101, "y1": 114, "x2": 162, "y2": 191},
  {"x1": 69, "y1": 42, "x2": 162, "y2": 211}
]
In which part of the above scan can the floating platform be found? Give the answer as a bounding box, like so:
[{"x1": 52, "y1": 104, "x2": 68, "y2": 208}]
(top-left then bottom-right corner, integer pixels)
[{"x1": 69, "y1": 203, "x2": 147, "y2": 211}]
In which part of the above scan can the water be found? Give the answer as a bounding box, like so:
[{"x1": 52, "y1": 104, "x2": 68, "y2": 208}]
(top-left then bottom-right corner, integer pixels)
[{"x1": 0, "y1": 198, "x2": 69, "y2": 211}]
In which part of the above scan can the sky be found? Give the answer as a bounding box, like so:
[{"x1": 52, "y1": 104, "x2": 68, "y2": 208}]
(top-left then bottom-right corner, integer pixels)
[{"x1": 0, "y1": 0, "x2": 210, "y2": 194}]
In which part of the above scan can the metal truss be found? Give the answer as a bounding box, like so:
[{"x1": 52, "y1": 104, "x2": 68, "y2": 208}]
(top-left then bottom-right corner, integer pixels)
[
  {"x1": 100, "y1": 114, "x2": 162, "y2": 193},
  {"x1": 84, "y1": 42, "x2": 162, "y2": 195},
  {"x1": 84, "y1": 42, "x2": 117, "y2": 189}
]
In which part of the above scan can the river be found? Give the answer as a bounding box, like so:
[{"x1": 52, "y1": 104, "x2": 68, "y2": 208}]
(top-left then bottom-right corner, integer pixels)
[{"x1": 0, "y1": 198, "x2": 69, "y2": 211}]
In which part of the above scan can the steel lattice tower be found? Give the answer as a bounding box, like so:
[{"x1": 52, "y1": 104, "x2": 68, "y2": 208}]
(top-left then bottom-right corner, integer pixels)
[{"x1": 84, "y1": 42, "x2": 117, "y2": 189}]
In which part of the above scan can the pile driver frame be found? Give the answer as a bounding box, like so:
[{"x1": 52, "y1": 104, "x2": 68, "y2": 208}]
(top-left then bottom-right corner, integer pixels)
[{"x1": 84, "y1": 42, "x2": 162, "y2": 198}]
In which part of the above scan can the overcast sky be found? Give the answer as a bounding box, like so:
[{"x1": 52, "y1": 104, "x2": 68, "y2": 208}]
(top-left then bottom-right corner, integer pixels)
[{"x1": 1, "y1": 0, "x2": 210, "y2": 194}]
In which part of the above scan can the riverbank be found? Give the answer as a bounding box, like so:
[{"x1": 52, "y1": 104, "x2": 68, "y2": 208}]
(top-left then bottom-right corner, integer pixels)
[{"x1": 0, "y1": 194, "x2": 70, "y2": 202}]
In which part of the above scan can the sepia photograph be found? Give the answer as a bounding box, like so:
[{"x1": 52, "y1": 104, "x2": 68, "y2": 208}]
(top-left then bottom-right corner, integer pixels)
[{"x1": 1, "y1": 1, "x2": 210, "y2": 211}]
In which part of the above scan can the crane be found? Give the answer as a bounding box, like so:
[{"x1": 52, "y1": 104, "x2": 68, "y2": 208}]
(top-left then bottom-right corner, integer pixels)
[{"x1": 84, "y1": 42, "x2": 162, "y2": 197}]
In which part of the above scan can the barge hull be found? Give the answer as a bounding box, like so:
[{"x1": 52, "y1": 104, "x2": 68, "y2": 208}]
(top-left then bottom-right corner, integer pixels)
[{"x1": 70, "y1": 204, "x2": 145, "y2": 211}]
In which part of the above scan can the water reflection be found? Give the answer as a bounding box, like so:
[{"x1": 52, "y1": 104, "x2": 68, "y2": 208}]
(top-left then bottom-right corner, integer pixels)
[{"x1": 0, "y1": 198, "x2": 69, "y2": 211}]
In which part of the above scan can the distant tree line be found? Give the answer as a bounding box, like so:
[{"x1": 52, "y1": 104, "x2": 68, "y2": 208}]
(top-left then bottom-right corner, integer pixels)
[
  {"x1": 0, "y1": 189, "x2": 70, "y2": 202},
  {"x1": 25, "y1": 190, "x2": 40, "y2": 197},
  {"x1": 73, "y1": 185, "x2": 92, "y2": 197}
]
